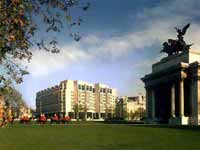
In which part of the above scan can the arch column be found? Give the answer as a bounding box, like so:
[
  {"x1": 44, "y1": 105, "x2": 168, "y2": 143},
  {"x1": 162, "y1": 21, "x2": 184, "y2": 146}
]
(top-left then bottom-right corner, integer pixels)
[
  {"x1": 151, "y1": 89, "x2": 156, "y2": 119},
  {"x1": 171, "y1": 83, "x2": 176, "y2": 117},
  {"x1": 179, "y1": 79, "x2": 184, "y2": 117},
  {"x1": 145, "y1": 87, "x2": 156, "y2": 123},
  {"x1": 169, "y1": 78, "x2": 189, "y2": 125},
  {"x1": 145, "y1": 87, "x2": 150, "y2": 118}
]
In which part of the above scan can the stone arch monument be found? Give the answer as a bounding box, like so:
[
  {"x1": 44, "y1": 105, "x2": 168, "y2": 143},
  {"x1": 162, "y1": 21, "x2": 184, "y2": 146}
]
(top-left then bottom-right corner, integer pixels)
[{"x1": 142, "y1": 24, "x2": 200, "y2": 125}]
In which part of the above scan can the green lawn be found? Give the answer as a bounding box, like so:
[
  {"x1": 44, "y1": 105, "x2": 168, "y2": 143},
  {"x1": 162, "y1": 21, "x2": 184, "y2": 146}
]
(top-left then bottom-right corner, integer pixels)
[{"x1": 0, "y1": 124, "x2": 200, "y2": 150}]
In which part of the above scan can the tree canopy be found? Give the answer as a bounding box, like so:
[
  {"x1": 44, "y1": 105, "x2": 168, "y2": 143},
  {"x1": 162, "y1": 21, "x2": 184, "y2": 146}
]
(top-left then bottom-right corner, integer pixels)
[
  {"x1": 0, "y1": 86, "x2": 27, "y2": 118},
  {"x1": 0, "y1": 0, "x2": 90, "y2": 88},
  {"x1": 2, "y1": 87, "x2": 27, "y2": 108}
]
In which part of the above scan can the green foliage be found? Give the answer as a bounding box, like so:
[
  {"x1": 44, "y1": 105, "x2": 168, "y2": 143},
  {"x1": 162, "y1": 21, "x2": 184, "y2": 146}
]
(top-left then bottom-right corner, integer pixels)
[
  {"x1": 0, "y1": 87, "x2": 27, "y2": 113},
  {"x1": 73, "y1": 103, "x2": 78, "y2": 113},
  {"x1": 115, "y1": 100, "x2": 127, "y2": 119},
  {"x1": 73, "y1": 103, "x2": 84, "y2": 120},
  {"x1": 0, "y1": 87, "x2": 27, "y2": 122},
  {"x1": 4, "y1": 87, "x2": 27, "y2": 108},
  {"x1": 0, "y1": 0, "x2": 90, "y2": 88}
]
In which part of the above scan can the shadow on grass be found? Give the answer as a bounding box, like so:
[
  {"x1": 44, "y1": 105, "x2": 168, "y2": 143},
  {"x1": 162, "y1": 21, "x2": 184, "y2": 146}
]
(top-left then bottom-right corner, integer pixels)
[
  {"x1": 126, "y1": 124, "x2": 200, "y2": 131},
  {"x1": 103, "y1": 119, "x2": 200, "y2": 131}
]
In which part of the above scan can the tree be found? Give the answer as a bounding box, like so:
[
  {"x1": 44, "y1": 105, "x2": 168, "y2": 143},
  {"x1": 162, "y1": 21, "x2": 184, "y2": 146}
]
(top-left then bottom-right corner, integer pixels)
[
  {"x1": 0, "y1": 87, "x2": 27, "y2": 117},
  {"x1": 115, "y1": 99, "x2": 127, "y2": 120},
  {"x1": 83, "y1": 104, "x2": 88, "y2": 121},
  {"x1": 129, "y1": 110, "x2": 133, "y2": 120},
  {"x1": 0, "y1": 87, "x2": 27, "y2": 126},
  {"x1": 73, "y1": 103, "x2": 78, "y2": 120},
  {"x1": 130, "y1": 108, "x2": 145, "y2": 121},
  {"x1": 122, "y1": 108, "x2": 128, "y2": 120},
  {"x1": 105, "y1": 107, "x2": 112, "y2": 119},
  {"x1": 0, "y1": 0, "x2": 90, "y2": 88},
  {"x1": 73, "y1": 102, "x2": 83, "y2": 121}
]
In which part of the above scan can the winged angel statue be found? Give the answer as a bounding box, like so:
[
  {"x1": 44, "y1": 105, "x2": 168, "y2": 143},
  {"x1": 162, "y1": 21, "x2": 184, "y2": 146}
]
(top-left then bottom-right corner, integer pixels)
[{"x1": 161, "y1": 23, "x2": 193, "y2": 56}]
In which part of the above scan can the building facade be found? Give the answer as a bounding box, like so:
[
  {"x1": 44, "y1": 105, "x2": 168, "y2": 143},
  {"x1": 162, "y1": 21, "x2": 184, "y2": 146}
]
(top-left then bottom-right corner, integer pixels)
[
  {"x1": 126, "y1": 96, "x2": 146, "y2": 119},
  {"x1": 116, "y1": 95, "x2": 146, "y2": 120},
  {"x1": 36, "y1": 80, "x2": 117, "y2": 119}
]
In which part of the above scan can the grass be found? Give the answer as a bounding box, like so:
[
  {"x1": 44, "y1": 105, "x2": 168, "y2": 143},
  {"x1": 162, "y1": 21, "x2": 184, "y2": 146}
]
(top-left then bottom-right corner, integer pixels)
[{"x1": 0, "y1": 124, "x2": 200, "y2": 150}]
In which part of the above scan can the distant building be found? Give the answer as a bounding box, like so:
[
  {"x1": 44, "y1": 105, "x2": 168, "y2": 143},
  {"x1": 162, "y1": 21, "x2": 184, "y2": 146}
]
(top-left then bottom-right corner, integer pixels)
[
  {"x1": 116, "y1": 95, "x2": 146, "y2": 120},
  {"x1": 36, "y1": 80, "x2": 117, "y2": 119}
]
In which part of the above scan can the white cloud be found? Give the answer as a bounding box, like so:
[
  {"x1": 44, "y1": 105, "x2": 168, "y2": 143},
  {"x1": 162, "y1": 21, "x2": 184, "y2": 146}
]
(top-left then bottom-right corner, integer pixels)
[
  {"x1": 26, "y1": 29, "x2": 161, "y2": 77},
  {"x1": 26, "y1": 46, "x2": 92, "y2": 77},
  {"x1": 81, "y1": 35, "x2": 100, "y2": 45}
]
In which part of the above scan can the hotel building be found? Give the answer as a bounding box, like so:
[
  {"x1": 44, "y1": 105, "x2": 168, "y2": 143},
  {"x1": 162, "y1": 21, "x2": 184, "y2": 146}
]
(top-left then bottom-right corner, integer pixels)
[{"x1": 36, "y1": 80, "x2": 117, "y2": 119}]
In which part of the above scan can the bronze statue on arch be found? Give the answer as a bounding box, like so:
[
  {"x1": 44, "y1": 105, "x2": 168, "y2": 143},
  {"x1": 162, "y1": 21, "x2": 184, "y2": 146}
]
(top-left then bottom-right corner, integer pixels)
[{"x1": 161, "y1": 23, "x2": 193, "y2": 56}]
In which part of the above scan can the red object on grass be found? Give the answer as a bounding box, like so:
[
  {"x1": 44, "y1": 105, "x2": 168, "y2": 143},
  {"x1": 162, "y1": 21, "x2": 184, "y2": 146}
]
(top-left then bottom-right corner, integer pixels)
[
  {"x1": 63, "y1": 116, "x2": 71, "y2": 121},
  {"x1": 61, "y1": 116, "x2": 71, "y2": 123},
  {"x1": 51, "y1": 115, "x2": 59, "y2": 121},
  {"x1": 40, "y1": 115, "x2": 47, "y2": 122},
  {"x1": 20, "y1": 116, "x2": 29, "y2": 123}
]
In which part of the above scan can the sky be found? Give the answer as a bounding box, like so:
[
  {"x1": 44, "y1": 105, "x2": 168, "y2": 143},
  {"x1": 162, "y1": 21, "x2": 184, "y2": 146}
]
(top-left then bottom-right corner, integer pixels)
[{"x1": 16, "y1": 0, "x2": 200, "y2": 109}]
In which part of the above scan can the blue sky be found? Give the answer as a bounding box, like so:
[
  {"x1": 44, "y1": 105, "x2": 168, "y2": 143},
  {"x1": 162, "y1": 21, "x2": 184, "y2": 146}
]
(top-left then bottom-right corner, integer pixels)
[{"x1": 16, "y1": 0, "x2": 200, "y2": 108}]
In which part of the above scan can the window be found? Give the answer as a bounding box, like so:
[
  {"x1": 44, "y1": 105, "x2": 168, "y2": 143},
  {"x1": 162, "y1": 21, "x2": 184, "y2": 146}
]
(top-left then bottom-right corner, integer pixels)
[
  {"x1": 78, "y1": 84, "x2": 81, "y2": 89},
  {"x1": 86, "y1": 86, "x2": 89, "y2": 90},
  {"x1": 82, "y1": 85, "x2": 85, "y2": 90},
  {"x1": 63, "y1": 83, "x2": 66, "y2": 89},
  {"x1": 93, "y1": 88, "x2": 95, "y2": 93},
  {"x1": 103, "y1": 88, "x2": 106, "y2": 93},
  {"x1": 110, "y1": 89, "x2": 112, "y2": 94},
  {"x1": 100, "y1": 88, "x2": 103, "y2": 92},
  {"x1": 90, "y1": 86, "x2": 92, "y2": 91}
]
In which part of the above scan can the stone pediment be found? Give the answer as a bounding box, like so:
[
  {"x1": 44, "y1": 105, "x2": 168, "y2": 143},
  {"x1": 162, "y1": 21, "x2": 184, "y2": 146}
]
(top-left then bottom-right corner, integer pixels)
[{"x1": 152, "y1": 49, "x2": 200, "y2": 73}]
